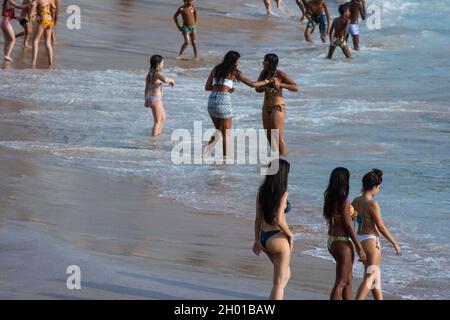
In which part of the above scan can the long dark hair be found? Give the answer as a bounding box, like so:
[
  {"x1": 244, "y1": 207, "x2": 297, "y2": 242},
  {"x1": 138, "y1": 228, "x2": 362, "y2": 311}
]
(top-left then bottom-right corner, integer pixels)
[
  {"x1": 362, "y1": 169, "x2": 383, "y2": 192},
  {"x1": 149, "y1": 54, "x2": 163, "y2": 84},
  {"x1": 2, "y1": 0, "x2": 7, "y2": 13},
  {"x1": 323, "y1": 167, "x2": 350, "y2": 223},
  {"x1": 214, "y1": 51, "x2": 240, "y2": 81},
  {"x1": 258, "y1": 159, "x2": 290, "y2": 225},
  {"x1": 261, "y1": 53, "x2": 279, "y2": 80}
]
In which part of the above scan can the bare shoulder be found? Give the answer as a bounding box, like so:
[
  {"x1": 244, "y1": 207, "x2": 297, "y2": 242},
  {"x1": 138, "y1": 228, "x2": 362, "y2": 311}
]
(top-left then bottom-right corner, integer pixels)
[{"x1": 368, "y1": 200, "x2": 380, "y2": 213}]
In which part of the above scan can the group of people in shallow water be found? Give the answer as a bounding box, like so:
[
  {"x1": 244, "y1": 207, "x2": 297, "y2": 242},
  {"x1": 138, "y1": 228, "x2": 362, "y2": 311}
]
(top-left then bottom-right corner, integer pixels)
[
  {"x1": 172, "y1": 0, "x2": 366, "y2": 62},
  {"x1": 145, "y1": 51, "x2": 298, "y2": 160},
  {"x1": 263, "y1": 0, "x2": 367, "y2": 59},
  {"x1": 1, "y1": 0, "x2": 60, "y2": 66}
]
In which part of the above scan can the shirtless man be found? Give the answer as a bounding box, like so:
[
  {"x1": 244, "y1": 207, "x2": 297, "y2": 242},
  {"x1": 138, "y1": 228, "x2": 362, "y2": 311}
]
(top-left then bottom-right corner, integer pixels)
[
  {"x1": 304, "y1": 0, "x2": 330, "y2": 43},
  {"x1": 295, "y1": 0, "x2": 307, "y2": 21},
  {"x1": 347, "y1": 0, "x2": 366, "y2": 50},
  {"x1": 327, "y1": 4, "x2": 352, "y2": 59},
  {"x1": 173, "y1": 0, "x2": 199, "y2": 60}
]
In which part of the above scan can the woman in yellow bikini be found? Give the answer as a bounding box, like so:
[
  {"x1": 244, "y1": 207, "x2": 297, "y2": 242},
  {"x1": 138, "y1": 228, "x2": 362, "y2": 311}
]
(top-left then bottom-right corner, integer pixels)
[
  {"x1": 32, "y1": 0, "x2": 55, "y2": 67},
  {"x1": 256, "y1": 54, "x2": 298, "y2": 157},
  {"x1": 323, "y1": 167, "x2": 366, "y2": 300}
]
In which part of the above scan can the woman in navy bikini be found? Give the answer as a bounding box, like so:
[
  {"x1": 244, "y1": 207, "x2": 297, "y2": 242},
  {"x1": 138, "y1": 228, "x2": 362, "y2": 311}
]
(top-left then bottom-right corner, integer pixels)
[
  {"x1": 252, "y1": 159, "x2": 293, "y2": 300},
  {"x1": 352, "y1": 169, "x2": 401, "y2": 300}
]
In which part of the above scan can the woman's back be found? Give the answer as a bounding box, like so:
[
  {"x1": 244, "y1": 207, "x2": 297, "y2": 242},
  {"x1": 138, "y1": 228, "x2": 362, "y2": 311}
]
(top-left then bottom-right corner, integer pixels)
[{"x1": 353, "y1": 196, "x2": 379, "y2": 236}]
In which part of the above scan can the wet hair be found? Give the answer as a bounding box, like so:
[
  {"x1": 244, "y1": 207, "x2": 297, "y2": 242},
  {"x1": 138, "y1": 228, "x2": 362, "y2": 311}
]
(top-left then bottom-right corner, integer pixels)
[
  {"x1": 149, "y1": 55, "x2": 164, "y2": 72},
  {"x1": 362, "y1": 169, "x2": 383, "y2": 192},
  {"x1": 258, "y1": 159, "x2": 290, "y2": 225},
  {"x1": 261, "y1": 53, "x2": 279, "y2": 80},
  {"x1": 339, "y1": 3, "x2": 350, "y2": 15},
  {"x1": 214, "y1": 51, "x2": 240, "y2": 81},
  {"x1": 323, "y1": 167, "x2": 350, "y2": 222}
]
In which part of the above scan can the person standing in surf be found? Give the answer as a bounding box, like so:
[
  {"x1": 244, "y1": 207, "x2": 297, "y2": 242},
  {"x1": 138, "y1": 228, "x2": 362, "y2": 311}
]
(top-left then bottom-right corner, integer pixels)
[
  {"x1": 256, "y1": 53, "x2": 298, "y2": 157},
  {"x1": 352, "y1": 169, "x2": 401, "y2": 300},
  {"x1": 145, "y1": 55, "x2": 175, "y2": 137},
  {"x1": 347, "y1": 0, "x2": 366, "y2": 50},
  {"x1": 1, "y1": 0, "x2": 30, "y2": 62},
  {"x1": 327, "y1": 3, "x2": 352, "y2": 59},
  {"x1": 263, "y1": 0, "x2": 282, "y2": 16},
  {"x1": 304, "y1": 0, "x2": 330, "y2": 43},
  {"x1": 173, "y1": 0, "x2": 199, "y2": 61}
]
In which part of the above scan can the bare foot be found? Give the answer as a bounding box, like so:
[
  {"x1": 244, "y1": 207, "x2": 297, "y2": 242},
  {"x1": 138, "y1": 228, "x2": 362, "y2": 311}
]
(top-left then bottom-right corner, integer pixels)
[
  {"x1": 23, "y1": 43, "x2": 31, "y2": 49},
  {"x1": 194, "y1": 56, "x2": 201, "y2": 61},
  {"x1": 4, "y1": 56, "x2": 13, "y2": 62}
]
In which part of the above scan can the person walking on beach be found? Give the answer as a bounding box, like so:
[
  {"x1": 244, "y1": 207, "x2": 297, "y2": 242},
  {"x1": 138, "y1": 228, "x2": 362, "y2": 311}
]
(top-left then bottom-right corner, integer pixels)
[
  {"x1": 304, "y1": 0, "x2": 330, "y2": 43},
  {"x1": 253, "y1": 159, "x2": 293, "y2": 300},
  {"x1": 324, "y1": 167, "x2": 366, "y2": 300},
  {"x1": 32, "y1": 0, "x2": 56, "y2": 67},
  {"x1": 352, "y1": 169, "x2": 401, "y2": 300},
  {"x1": 204, "y1": 51, "x2": 272, "y2": 158},
  {"x1": 173, "y1": 0, "x2": 199, "y2": 61},
  {"x1": 263, "y1": 0, "x2": 282, "y2": 16},
  {"x1": 1, "y1": 0, "x2": 30, "y2": 62},
  {"x1": 347, "y1": 0, "x2": 366, "y2": 50},
  {"x1": 256, "y1": 53, "x2": 298, "y2": 157},
  {"x1": 327, "y1": 4, "x2": 352, "y2": 59},
  {"x1": 15, "y1": 0, "x2": 36, "y2": 49},
  {"x1": 145, "y1": 55, "x2": 175, "y2": 137}
]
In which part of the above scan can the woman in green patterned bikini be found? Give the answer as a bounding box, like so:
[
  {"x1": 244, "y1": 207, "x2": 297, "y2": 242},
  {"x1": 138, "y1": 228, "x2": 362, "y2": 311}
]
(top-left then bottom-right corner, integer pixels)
[
  {"x1": 173, "y1": 0, "x2": 199, "y2": 60},
  {"x1": 323, "y1": 167, "x2": 366, "y2": 300}
]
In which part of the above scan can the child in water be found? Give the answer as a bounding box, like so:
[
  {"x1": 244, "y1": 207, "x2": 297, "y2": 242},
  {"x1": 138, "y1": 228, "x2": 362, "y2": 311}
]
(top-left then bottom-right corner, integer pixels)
[
  {"x1": 15, "y1": 0, "x2": 36, "y2": 48},
  {"x1": 327, "y1": 4, "x2": 352, "y2": 59},
  {"x1": 173, "y1": 0, "x2": 199, "y2": 61},
  {"x1": 144, "y1": 55, "x2": 176, "y2": 137}
]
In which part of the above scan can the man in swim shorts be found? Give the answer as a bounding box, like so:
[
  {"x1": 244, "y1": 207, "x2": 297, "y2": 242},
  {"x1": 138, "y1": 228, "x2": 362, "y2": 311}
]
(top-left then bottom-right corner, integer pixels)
[
  {"x1": 347, "y1": 0, "x2": 366, "y2": 50},
  {"x1": 174, "y1": 0, "x2": 199, "y2": 60},
  {"x1": 304, "y1": 0, "x2": 331, "y2": 43},
  {"x1": 327, "y1": 3, "x2": 352, "y2": 59}
]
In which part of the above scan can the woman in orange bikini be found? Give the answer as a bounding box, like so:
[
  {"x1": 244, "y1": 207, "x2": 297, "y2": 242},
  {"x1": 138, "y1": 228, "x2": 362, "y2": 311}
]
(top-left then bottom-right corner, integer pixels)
[
  {"x1": 1, "y1": 0, "x2": 30, "y2": 61},
  {"x1": 256, "y1": 53, "x2": 298, "y2": 157},
  {"x1": 32, "y1": 0, "x2": 55, "y2": 67}
]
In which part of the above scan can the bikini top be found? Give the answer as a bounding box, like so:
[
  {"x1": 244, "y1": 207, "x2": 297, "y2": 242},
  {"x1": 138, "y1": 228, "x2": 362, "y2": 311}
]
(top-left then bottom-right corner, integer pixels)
[{"x1": 212, "y1": 77, "x2": 234, "y2": 89}]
